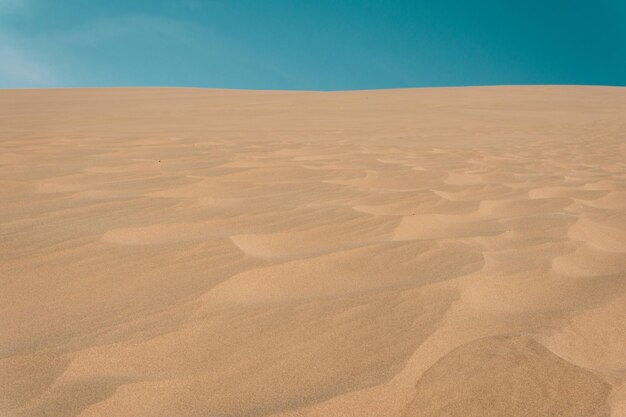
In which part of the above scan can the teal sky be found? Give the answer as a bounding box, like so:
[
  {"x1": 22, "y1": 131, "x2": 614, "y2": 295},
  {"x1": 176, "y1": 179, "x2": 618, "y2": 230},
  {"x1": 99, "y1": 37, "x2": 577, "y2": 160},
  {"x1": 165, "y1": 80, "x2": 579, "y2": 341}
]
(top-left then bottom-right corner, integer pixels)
[{"x1": 1, "y1": 0, "x2": 625, "y2": 90}]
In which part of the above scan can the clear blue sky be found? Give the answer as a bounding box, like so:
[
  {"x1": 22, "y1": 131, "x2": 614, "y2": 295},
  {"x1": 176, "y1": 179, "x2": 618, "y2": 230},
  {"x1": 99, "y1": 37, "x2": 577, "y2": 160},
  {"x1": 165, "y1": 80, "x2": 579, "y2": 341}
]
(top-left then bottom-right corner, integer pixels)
[{"x1": 1, "y1": 0, "x2": 625, "y2": 90}]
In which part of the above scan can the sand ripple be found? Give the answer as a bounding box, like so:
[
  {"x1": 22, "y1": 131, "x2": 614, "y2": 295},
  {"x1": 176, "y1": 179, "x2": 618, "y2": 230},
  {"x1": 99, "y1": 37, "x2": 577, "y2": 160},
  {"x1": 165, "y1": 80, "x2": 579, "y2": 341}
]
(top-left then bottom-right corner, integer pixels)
[{"x1": 1, "y1": 86, "x2": 625, "y2": 417}]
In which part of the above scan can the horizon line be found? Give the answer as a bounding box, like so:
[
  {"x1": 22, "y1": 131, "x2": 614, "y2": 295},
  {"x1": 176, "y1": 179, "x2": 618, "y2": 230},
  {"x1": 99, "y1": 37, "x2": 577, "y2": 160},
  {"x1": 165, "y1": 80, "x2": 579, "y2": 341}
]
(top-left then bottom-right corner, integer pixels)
[{"x1": 1, "y1": 83, "x2": 625, "y2": 94}]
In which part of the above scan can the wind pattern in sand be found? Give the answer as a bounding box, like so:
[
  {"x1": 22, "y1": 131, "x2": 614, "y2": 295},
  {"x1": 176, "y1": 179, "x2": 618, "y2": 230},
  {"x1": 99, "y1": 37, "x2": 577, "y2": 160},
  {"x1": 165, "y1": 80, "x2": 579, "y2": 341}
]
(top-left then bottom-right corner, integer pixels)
[{"x1": 1, "y1": 86, "x2": 625, "y2": 417}]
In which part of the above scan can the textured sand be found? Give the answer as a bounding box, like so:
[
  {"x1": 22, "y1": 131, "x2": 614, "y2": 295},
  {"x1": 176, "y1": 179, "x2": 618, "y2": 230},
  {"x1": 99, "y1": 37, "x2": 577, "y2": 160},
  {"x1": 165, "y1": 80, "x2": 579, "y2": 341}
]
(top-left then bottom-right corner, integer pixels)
[{"x1": 1, "y1": 86, "x2": 625, "y2": 417}]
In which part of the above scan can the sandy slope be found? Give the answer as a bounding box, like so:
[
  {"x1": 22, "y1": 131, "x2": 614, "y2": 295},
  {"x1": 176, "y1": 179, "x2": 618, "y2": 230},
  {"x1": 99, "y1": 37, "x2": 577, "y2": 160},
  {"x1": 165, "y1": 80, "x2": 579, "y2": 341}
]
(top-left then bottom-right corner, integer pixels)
[{"x1": 0, "y1": 86, "x2": 625, "y2": 417}]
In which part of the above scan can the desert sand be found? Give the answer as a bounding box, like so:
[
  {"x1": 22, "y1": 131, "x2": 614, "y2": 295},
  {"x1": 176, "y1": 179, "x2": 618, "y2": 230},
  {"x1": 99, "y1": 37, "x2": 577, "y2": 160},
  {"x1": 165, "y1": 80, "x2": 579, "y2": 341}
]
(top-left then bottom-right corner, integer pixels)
[{"x1": 1, "y1": 86, "x2": 625, "y2": 417}]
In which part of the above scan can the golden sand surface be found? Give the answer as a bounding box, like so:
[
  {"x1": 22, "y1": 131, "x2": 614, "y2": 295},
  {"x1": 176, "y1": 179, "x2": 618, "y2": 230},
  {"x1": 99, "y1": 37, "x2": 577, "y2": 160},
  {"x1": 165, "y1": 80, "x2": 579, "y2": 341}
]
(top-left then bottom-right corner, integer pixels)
[{"x1": 1, "y1": 86, "x2": 625, "y2": 417}]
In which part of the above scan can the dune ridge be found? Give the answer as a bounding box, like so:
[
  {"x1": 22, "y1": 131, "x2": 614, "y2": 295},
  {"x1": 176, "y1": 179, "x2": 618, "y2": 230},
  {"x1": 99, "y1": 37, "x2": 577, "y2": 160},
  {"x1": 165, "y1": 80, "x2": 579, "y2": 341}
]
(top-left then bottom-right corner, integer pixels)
[{"x1": 1, "y1": 86, "x2": 625, "y2": 417}]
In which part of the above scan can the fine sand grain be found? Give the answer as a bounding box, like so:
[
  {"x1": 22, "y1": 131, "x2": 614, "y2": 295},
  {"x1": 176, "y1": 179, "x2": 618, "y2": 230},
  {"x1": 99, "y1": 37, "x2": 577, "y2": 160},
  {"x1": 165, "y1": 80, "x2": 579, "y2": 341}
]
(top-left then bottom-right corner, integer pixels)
[{"x1": 1, "y1": 86, "x2": 625, "y2": 417}]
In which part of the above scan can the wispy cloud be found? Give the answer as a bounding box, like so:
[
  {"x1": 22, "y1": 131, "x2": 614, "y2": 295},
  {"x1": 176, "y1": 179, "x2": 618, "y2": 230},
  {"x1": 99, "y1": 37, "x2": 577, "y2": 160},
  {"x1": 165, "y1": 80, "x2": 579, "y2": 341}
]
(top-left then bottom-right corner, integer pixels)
[
  {"x1": 0, "y1": 0, "x2": 62, "y2": 87},
  {"x1": 0, "y1": 3, "x2": 302, "y2": 89},
  {"x1": 0, "y1": 0, "x2": 31, "y2": 15},
  {"x1": 46, "y1": 13, "x2": 300, "y2": 87},
  {"x1": 0, "y1": 40, "x2": 60, "y2": 87}
]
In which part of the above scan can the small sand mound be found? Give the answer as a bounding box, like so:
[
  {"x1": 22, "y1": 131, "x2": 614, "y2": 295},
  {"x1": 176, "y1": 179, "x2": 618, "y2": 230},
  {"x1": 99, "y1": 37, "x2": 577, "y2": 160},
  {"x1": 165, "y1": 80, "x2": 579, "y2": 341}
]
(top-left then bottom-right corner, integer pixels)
[
  {"x1": 568, "y1": 215, "x2": 626, "y2": 252},
  {"x1": 229, "y1": 212, "x2": 397, "y2": 259},
  {"x1": 402, "y1": 336, "x2": 610, "y2": 417},
  {"x1": 528, "y1": 186, "x2": 608, "y2": 200},
  {"x1": 477, "y1": 197, "x2": 571, "y2": 218},
  {"x1": 203, "y1": 240, "x2": 483, "y2": 306},
  {"x1": 543, "y1": 293, "x2": 626, "y2": 371},
  {"x1": 591, "y1": 190, "x2": 626, "y2": 209},
  {"x1": 552, "y1": 244, "x2": 626, "y2": 277},
  {"x1": 393, "y1": 213, "x2": 503, "y2": 241}
]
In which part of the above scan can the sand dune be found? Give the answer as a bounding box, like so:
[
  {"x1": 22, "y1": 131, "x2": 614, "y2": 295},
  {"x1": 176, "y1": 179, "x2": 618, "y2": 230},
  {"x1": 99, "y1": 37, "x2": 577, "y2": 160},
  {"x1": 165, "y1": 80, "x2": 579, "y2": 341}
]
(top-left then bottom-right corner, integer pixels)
[{"x1": 1, "y1": 86, "x2": 625, "y2": 417}]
